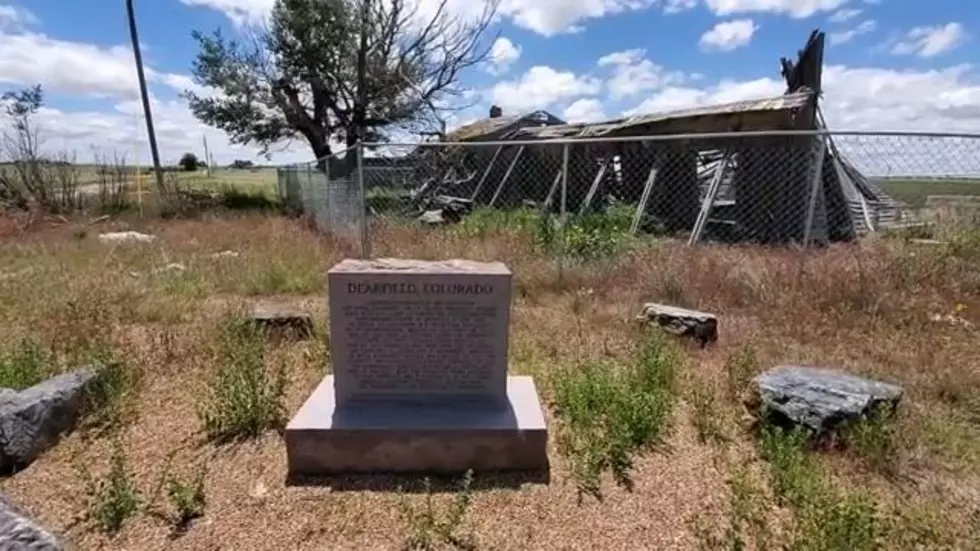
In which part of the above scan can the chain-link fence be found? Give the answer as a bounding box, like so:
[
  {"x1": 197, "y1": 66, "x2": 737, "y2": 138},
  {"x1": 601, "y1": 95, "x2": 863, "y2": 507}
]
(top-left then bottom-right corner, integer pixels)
[
  {"x1": 279, "y1": 131, "x2": 980, "y2": 259},
  {"x1": 277, "y1": 148, "x2": 366, "y2": 243}
]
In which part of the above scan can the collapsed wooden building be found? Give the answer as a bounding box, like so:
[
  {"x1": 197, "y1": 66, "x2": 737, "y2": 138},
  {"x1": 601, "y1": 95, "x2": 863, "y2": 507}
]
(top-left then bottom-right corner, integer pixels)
[{"x1": 413, "y1": 30, "x2": 900, "y2": 245}]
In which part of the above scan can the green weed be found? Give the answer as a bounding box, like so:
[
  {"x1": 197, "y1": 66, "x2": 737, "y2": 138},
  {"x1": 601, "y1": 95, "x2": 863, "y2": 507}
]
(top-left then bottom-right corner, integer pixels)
[
  {"x1": 758, "y1": 423, "x2": 819, "y2": 508},
  {"x1": 792, "y1": 492, "x2": 881, "y2": 551},
  {"x1": 692, "y1": 464, "x2": 772, "y2": 551},
  {"x1": 165, "y1": 461, "x2": 208, "y2": 530},
  {"x1": 0, "y1": 337, "x2": 54, "y2": 390},
  {"x1": 241, "y1": 262, "x2": 322, "y2": 296},
  {"x1": 400, "y1": 470, "x2": 476, "y2": 551},
  {"x1": 759, "y1": 420, "x2": 884, "y2": 551},
  {"x1": 841, "y1": 403, "x2": 900, "y2": 474},
  {"x1": 553, "y1": 332, "x2": 681, "y2": 501},
  {"x1": 81, "y1": 345, "x2": 141, "y2": 432},
  {"x1": 198, "y1": 317, "x2": 287, "y2": 443},
  {"x1": 79, "y1": 440, "x2": 142, "y2": 535},
  {"x1": 690, "y1": 383, "x2": 728, "y2": 445},
  {"x1": 725, "y1": 346, "x2": 760, "y2": 403}
]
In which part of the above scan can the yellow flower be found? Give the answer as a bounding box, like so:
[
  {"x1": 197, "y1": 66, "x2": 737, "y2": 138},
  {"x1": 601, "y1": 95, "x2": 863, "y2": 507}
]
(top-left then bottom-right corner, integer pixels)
[{"x1": 955, "y1": 303, "x2": 967, "y2": 313}]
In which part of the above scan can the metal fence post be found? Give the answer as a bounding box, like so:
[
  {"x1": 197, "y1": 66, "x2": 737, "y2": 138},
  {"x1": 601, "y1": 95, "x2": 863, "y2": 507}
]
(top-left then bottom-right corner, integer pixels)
[
  {"x1": 305, "y1": 164, "x2": 312, "y2": 217},
  {"x1": 356, "y1": 142, "x2": 370, "y2": 259},
  {"x1": 558, "y1": 143, "x2": 569, "y2": 281},
  {"x1": 802, "y1": 136, "x2": 828, "y2": 251}
]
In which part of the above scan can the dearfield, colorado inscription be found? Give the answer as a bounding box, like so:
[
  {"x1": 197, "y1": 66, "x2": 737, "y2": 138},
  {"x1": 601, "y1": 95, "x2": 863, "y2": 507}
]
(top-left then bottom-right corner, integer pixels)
[{"x1": 328, "y1": 258, "x2": 511, "y2": 405}]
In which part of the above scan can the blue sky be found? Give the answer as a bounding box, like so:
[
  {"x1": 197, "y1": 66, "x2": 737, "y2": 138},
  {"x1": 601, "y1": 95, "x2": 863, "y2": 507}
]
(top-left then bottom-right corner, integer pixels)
[{"x1": 0, "y1": 0, "x2": 977, "y2": 165}]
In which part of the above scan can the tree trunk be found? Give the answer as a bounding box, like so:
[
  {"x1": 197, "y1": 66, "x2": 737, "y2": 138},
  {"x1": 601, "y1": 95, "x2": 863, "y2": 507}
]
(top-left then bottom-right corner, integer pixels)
[{"x1": 309, "y1": 135, "x2": 331, "y2": 173}]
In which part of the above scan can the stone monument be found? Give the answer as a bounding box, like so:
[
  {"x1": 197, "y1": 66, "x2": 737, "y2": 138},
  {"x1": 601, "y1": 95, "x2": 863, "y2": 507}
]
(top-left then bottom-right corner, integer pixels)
[{"x1": 285, "y1": 258, "x2": 548, "y2": 475}]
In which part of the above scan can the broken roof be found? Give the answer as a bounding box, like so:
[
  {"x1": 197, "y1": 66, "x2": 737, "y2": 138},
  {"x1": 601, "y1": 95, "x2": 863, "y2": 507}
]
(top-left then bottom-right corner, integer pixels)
[
  {"x1": 515, "y1": 90, "x2": 814, "y2": 141},
  {"x1": 445, "y1": 110, "x2": 565, "y2": 142}
]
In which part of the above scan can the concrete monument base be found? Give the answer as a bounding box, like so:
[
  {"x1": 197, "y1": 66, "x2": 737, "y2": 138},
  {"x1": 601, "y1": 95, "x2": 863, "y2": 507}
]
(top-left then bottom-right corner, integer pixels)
[{"x1": 285, "y1": 375, "x2": 548, "y2": 475}]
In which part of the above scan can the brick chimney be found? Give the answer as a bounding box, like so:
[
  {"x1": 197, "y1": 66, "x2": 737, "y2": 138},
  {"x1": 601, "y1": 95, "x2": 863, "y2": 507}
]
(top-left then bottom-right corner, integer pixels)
[{"x1": 489, "y1": 105, "x2": 503, "y2": 118}]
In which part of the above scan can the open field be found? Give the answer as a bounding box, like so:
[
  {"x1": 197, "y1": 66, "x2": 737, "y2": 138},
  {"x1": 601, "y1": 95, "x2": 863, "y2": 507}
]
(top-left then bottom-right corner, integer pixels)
[
  {"x1": 1, "y1": 209, "x2": 979, "y2": 550},
  {"x1": 72, "y1": 167, "x2": 279, "y2": 196},
  {"x1": 878, "y1": 178, "x2": 980, "y2": 208}
]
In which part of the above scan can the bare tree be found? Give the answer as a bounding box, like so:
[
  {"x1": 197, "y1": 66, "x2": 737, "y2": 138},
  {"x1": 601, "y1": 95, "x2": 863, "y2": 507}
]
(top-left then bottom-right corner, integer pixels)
[{"x1": 1, "y1": 85, "x2": 83, "y2": 212}]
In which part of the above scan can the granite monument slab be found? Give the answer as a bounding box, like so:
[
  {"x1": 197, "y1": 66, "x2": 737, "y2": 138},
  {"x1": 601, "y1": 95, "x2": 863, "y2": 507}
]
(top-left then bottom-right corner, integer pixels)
[{"x1": 285, "y1": 258, "x2": 548, "y2": 475}]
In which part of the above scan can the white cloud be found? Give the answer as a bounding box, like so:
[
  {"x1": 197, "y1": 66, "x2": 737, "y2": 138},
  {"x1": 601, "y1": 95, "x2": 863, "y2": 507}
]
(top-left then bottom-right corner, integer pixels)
[
  {"x1": 0, "y1": 95, "x2": 307, "y2": 165},
  {"x1": 828, "y1": 8, "x2": 861, "y2": 23},
  {"x1": 891, "y1": 23, "x2": 967, "y2": 58},
  {"x1": 179, "y1": 0, "x2": 272, "y2": 25},
  {"x1": 620, "y1": 64, "x2": 980, "y2": 175},
  {"x1": 184, "y1": 0, "x2": 659, "y2": 38},
  {"x1": 0, "y1": 30, "x2": 203, "y2": 100},
  {"x1": 563, "y1": 98, "x2": 606, "y2": 122},
  {"x1": 0, "y1": 4, "x2": 37, "y2": 31},
  {"x1": 597, "y1": 49, "x2": 687, "y2": 98},
  {"x1": 489, "y1": 65, "x2": 600, "y2": 113},
  {"x1": 487, "y1": 37, "x2": 521, "y2": 75},
  {"x1": 700, "y1": 19, "x2": 759, "y2": 52},
  {"x1": 664, "y1": 0, "x2": 698, "y2": 13},
  {"x1": 0, "y1": 25, "x2": 287, "y2": 164},
  {"x1": 704, "y1": 0, "x2": 848, "y2": 18},
  {"x1": 499, "y1": 0, "x2": 657, "y2": 36},
  {"x1": 597, "y1": 48, "x2": 643, "y2": 67},
  {"x1": 829, "y1": 19, "x2": 877, "y2": 45},
  {"x1": 0, "y1": 32, "x2": 138, "y2": 98},
  {"x1": 626, "y1": 63, "x2": 980, "y2": 135}
]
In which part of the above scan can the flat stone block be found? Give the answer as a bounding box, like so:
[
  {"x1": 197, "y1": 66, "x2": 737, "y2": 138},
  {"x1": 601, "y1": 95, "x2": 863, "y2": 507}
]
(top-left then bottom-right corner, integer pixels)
[
  {"x1": 285, "y1": 375, "x2": 548, "y2": 475},
  {"x1": 251, "y1": 301, "x2": 315, "y2": 339},
  {"x1": 638, "y1": 303, "x2": 718, "y2": 346}
]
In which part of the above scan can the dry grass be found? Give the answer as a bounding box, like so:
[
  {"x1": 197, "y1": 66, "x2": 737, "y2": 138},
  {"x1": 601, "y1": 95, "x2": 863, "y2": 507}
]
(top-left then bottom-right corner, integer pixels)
[{"x1": 1, "y1": 210, "x2": 979, "y2": 550}]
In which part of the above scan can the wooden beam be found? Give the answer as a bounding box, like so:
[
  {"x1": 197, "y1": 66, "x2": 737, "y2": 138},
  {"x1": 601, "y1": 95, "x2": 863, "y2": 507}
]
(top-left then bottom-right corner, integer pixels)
[
  {"x1": 688, "y1": 152, "x2": 731, "y2": 246},
  {"x1": 469, "y1": 145, "x2": 504, "y2": 201},
  {"x1": 489, "y1": 145, "x2": 525, "y2": 207},
  {"x1": 541, "y1": 169, "x2": 563, "y2": 211},
  {"x1": 579, "y1": 158, "x2": 609, "y2": 215},
  {"x1": 630, "y1": 165, "x2": 659, "y2": 236}
]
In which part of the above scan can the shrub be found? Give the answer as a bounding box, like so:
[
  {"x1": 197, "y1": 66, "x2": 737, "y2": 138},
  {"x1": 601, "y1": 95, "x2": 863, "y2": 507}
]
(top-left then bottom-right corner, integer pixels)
[
  {"x1": 690, "y1": 382, "x2": 728, "y2": 445},
  {"x1": 841, "y1": 403, "x2": 900, "y2": 474},
  {"x1": 453, "y1": 206, "x2": 539, "y2": 239},
  {"x1": 758, "y1": 423, "x2": 819, "y2": 507},
  {"x1": 793, "y1": 492, "x2": 882, "y2": 551},
  {"x1": 82, "y1": 345, "x2": 141, "y2": 431},
  {"x1": 198, "y1": 317, "x2": 287, "y2": 443},
  {"x1": 553, "y1": 331, "x2": 681, "y2": 501},
  {"x1": 79, "y1": 440, "x2": 142, "y2": 535},
  {"x1": 165, "y1": 461, "x2": 208, "y2": 530},
  {"x1": 0, "y1": 337, "x2": 54, "y2": 390},
  {"x1": 400, "y1": 470, "x2": 475, "y2": 551},
  {"x1": 691, "y1": 464, "x2": 771, "y2": 551},
  {"x1": 724, "y1": 346, "x2": 760, "y2": 404},
  {"x1": 759, "y1": 420, "x2": 884, "y2": 551}
]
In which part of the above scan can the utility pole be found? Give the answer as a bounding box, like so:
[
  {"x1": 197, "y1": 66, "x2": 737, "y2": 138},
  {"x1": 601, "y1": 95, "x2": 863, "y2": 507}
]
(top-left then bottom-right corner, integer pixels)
[
  {"x1": 126, "y1": 0, "x2": 165, "y2": 194},
  {"x1": 202, "y1": 135, "x2": 212, "y2": 177}
]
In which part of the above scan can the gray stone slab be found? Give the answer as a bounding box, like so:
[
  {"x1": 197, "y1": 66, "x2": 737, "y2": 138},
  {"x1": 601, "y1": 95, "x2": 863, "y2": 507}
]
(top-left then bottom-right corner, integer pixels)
[
  {"x1": 327, "y1": 258, "x2": 512, "y2": 407},
  {"x1": 0, "y1": 368, "x2": 97, "y2": 472},
  {"x1": 755, "y1": 365, "x2": 903, "y2": 433},
  {"x1": 0, "y1": 492, "x2": 65, "y2": 550},
  {"x1": 285, "y1": 375, "x2": 548, "y2": 474}
]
